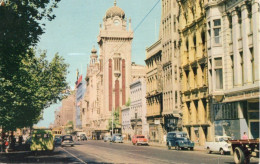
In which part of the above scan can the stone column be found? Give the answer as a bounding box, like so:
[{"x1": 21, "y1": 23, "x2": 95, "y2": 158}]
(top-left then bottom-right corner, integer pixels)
[
  {"x1": 241, "y1": 4, "x2": 253, "y2": 84},
  {"x1": 252, "y1": 0, "x2": 260, "y2": 82},
  {"x1": 232, "y1": 10, "x2": 242, "y2": 86}
]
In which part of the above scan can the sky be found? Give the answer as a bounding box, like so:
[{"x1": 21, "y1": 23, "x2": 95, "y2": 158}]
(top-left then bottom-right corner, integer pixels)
[{"x1": 36, "y1": 0, "x2": 161, "y2": 127}]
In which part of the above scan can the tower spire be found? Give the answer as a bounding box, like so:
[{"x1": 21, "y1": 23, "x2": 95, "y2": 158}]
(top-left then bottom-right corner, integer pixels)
[{"x1": 114, "y1": 0, "x2": 116, "y2": 6}]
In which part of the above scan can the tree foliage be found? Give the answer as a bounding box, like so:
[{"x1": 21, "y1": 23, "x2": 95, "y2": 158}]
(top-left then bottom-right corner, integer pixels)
[
  {"x1": 107, "y1": 108, "x2": 121, "y2": 131},
  {"x1": 0, "y1": 0, "x2": 65, "y2": 131},
  {"x1": 0, "y1": 0, "x2": 61, "y2": 74},
  {"x1": 0, "y1": 50, "x2": 69, "y2": 131}
]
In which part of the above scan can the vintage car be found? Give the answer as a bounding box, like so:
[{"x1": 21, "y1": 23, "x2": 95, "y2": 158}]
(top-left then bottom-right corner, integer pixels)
[
  {"x1": 132, "y1": 135, "x2": 149, "y2": 146},
  {"x1": 166, "y1": 131, "x2": 194, "y2": 150},
  {"x1": 54, "y1": 136, "x2": 62, "y2": 146},
  {"x1": 205, "y1": 136, "x2": 231, "y2": 155},
  {"x1": 111, "y1": 134, "x2": 123, "y2": 143},
  {"x1": 61, "y1": 135, "x2": 74, "y2": 147},
  {"x1": 103, "y1": 135, "x2": 111, "y2": 142}
]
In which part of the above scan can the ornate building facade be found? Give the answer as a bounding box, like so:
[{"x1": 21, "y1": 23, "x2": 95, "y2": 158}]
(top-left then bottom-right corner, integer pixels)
[
  {"x1": 145, "y1": 39, "x2": 163, "y2": 143},
  {"x1": 205, "y1": 0, "x2": 259, "y2": 140},
  {"x1": 161, "y1": 0, "x2": 182, "y2": 133},
  {"x1": 82, "y1": 1, "x2": 139, "y2": 138},
  {"x1": 179, "y1": 0, "x2": 211, "y2": 145},
  {"x1": 130, "y1": 78, "x2": 149, "y2": 138}
]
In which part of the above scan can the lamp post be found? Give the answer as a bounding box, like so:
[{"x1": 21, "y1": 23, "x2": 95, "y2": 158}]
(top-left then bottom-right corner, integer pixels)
[{"x1": 112, "y1": 107, "x2": 114, "y2": 136}]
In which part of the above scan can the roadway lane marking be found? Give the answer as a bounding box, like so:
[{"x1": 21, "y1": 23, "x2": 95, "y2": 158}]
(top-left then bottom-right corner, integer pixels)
[{"x1": 59, "y1": 147, "x2": 87, "y2": 164}]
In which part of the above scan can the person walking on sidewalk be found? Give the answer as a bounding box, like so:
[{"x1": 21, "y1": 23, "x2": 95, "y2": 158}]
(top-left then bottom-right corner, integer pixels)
[{"x1": 4, "y1": 139, "x2": 9, "y2": 153}]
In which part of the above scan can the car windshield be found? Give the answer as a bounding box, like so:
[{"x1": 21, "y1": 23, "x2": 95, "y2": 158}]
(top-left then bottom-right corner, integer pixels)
[
  {"x1": 176, "y1": 133, "x2": 187, "y2": 138},
  {"x1": 219, "y1": 137, "x2": 231, "y2": 142},
  {"x1": 137, "y1": 136, "x2": 145, "y2": 138},
  {"x1": 168, "y1": 133, "x2": 188, "y2": 138}
]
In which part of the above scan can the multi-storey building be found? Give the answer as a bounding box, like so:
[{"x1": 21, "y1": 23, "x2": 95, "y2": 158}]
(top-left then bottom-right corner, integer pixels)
[
  {"x1": 82, "y1": 47, "x2": 101, "y2": 137},
  {"x1": 205, "y1": 0, "x2": 259, "y2": 140},
  {"x1": 60, "y1": 94, "x2": 75, "y2": 126},
  {"x1": 179, "y1": 0, "x2": 210, "y2": 145},
  {"x1": 130, "y1": 78, "x2": 149, "y2": 138},
  {"x1": 122, "y1": 106, "x2": 132, "y2": 140},
  {"x1": 145, "y1": 39, "x2": 163, "y2": 143},
  {"x1": 83, "y1": 1, "x2": 141, "y2": 139},
  {"x1": 161, "y1": 0, "x2": 182, "y2": 133}
]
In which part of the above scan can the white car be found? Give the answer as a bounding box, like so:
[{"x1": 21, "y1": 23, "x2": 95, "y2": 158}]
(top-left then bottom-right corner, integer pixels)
[{"x1": 205, "y1": 136, "x2": 231, "y2": 155}]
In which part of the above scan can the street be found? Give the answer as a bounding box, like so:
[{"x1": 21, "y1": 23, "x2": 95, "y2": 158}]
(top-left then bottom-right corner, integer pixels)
[{"x1": 1, "y1": 140, "x2": 259, "y2": 164}]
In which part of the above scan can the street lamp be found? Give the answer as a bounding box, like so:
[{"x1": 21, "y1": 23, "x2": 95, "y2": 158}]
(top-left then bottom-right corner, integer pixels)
[{"x1": 112, "y1": 107, "x2": 114, "y2": 136}]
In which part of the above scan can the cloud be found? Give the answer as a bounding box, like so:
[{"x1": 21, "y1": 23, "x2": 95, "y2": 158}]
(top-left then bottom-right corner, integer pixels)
[{"x1": 68, "y1": 53, "x2": 87, "y2": 56}]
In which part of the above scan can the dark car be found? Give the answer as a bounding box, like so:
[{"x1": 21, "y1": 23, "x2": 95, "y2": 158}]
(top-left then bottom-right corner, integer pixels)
[
  {"x1": 166, "y1": 131, "x2": 194, "y2": 150},
  {"x1": 61, "y1": 135, "x2": 74, "y2": 147},
  {"x1": 54, "y1": 137, "x2": 62, "y2": 146}
]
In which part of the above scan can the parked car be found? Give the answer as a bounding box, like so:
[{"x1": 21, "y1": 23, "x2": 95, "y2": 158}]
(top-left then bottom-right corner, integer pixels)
[
  {"x1": 76, "y1": 132, "x2": 87, "y2": 141},
  {"x1": 205, "y1": 136, "x2": 231, "y2": 155},
  {"x1": 54, "y1": 137, "x2": 62, "y2": 146},
  {"x1": 80, "y1": 134, "x2": 87, "y2": 141},
  {"x1": 166, "y1": 131, "x2": 194, "y2": 150},
  {"x1": 104, "y1": 136, "x2": 111, "y2": 142},
  {"x1": 61, "y1": 135, "x2": 74, "y2": 147},
  {"x1": 111, "y1": 134, "x2": 123, "y2": 143},
  {"x1": 132, "y1": 135, "x2": 149, "y2": 146}
]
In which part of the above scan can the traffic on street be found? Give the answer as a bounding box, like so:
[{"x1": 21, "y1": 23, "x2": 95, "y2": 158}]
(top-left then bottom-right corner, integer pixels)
[{"x1": 0, "y1": 140, "x2": 259, "y2": 164}]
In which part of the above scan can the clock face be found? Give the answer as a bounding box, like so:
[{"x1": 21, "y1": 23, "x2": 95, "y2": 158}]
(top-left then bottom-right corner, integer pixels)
[{"x1": 114, "y1": 19, "x2": 120, "y2": 26}]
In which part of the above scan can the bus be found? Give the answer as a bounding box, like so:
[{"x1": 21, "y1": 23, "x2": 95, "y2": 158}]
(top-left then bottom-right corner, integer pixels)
[{"x1": 30, "y1": 129, "x2": 54, "y2": 152}]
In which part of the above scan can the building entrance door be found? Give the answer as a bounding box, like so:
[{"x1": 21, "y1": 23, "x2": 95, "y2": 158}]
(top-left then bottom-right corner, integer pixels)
[{"x1": 250, "y1": 121, "x2": 259, "y2": 139}]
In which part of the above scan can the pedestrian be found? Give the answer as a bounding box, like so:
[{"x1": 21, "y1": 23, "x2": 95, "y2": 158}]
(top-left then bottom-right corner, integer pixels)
[
  {"x1": 5, "y1": 139, "x2": 9, "y2": 153},
  {"x1": 242, "y1": 132, "x2": 248, "y2": 140},
  {"x1": 0, "y1": 137, "x2": 2, "y2": 152}
]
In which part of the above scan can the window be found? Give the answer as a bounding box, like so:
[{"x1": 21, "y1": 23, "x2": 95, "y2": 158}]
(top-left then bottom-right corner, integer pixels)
[
  {"x1": 250, "y1": 48, "x2": 254, "y2": 82},
  {"x1": 240, "y1": 52, "x2": 244, "y2": 85},
  {"x1": 214, "y1": 58, "x2": 223, "y2": 89},
  {"x1": 213, "y1": 19, "x2": 221, "y2": 44},
  {"x1": 174, "y1": 15, "x2": 176, "y2": 32},
  {"x1": 175, "y1": 91, "x2": 178, "y2": 104}
]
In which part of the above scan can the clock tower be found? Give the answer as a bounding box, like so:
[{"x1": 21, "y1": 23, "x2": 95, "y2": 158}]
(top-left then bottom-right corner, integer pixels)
[{"x1": 97, "y1": 0, "x2": 133, "y2": 116}]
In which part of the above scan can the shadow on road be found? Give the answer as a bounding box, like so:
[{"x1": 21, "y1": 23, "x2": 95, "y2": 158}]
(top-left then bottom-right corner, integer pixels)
[{"x1": 0, "y1": 150, "x2": 76, "y2": 163}]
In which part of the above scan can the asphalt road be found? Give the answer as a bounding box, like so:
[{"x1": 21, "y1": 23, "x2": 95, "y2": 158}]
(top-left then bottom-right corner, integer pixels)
[
  {"x1": 62, "y1": 140, "x2": 259, "y2": 164},
  {"x1": 0, "y1": 140, "x2": 259, "y2": 164}
]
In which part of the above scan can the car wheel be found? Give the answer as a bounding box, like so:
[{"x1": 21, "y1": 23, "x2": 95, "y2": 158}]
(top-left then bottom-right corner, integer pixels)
[
  {"x1": 234, "y1": 147, "x2": 246, "y2": 164},
  {"x1": 220, "y1": 148, "x2": 225, "y2": 155},
  {"x1": 168, "y1": 145, "x2": 171, "y2": 150},
  {"x1": 190, "y1": 147, "x2": 194, "y2": 151},
  {"x1": 207, "y1": 148, "x2": 212, "y2": 154}
]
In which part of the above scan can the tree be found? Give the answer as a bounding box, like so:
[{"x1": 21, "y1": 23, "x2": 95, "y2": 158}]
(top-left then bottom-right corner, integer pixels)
[
  {"x1": 0, "y1": 0, "x2": 63, "y2": 132},
  {"x1": 0, "y1": 0, "x2": 61, "y2": 75},
  {"x1": 107, "y1": 108, "x2": 121, "y2": 131},
  {"x1": 0, "y1": 50, "x2": 69, "y2": 131},
  {"x1": 65, "y1": 121, "x2": 74, "y2": 134}
]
